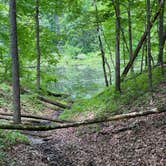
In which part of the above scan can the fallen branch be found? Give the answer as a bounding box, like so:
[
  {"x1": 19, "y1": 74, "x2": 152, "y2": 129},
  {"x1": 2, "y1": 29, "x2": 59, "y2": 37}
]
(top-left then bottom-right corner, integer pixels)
[
  {"x1": 37, "y1": 96, "x2": 70, "y2": 109},
  {"x1": 0, "y1": 116, "x2": 42, "y2": 124},
  {"x1": 20, "y1": 88, "x2": 70, "y2": 109},
  {"x1": 0, "y1": 113, "x2": 73, "y2": 123},
  {"x1": 44, "y1": 90, "x2": 70, "y2": 98},
  {"x1": 0, "y1": 107, "x2": 165, "y2": 131},
  {"x1": 22, "y1": 88, "x2": 70, "y2": 98},
  {"x1": 21, "y1": 131, "x2": 52, "y2": 138}
]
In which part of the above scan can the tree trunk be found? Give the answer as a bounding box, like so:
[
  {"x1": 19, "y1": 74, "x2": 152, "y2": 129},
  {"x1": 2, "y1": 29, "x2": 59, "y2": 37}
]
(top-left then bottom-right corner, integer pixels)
[
  {"x1": 140, "y1": 41, "x2": 145, "y2": 73},
  {"x1": 128, "y1": 0, "x2": 134, "y2": 72},
  {"x1": 122, "y1": 42, "x2": 126, "y2": 66},
  {"x1": 94, "y1": 0, "x2": 109, "y2": 87},
  {"x1": 158, "y1": 0, "x2": 165, "y2": 73},
  {"x1": 101, "y1": 26, "x2": 115, "y2": 69},
  {"x1": 36, "y1": 0, "x2": 41, "y2": 93},
  {"x1": 147, "y1": 0, "x2": 153, "y2": 91},
  {"x1": 122, "y1": 7, "x2": 162, "y2": 77},
  {"x1": 163, "y1": 25, "x2": 166, "y2": 46},
  {"x1": 9, "y1": 0, "x2": 21, "y2": 124},
  {"x1": 115, "y1": 0, "x2": 121, "y2": 92}
]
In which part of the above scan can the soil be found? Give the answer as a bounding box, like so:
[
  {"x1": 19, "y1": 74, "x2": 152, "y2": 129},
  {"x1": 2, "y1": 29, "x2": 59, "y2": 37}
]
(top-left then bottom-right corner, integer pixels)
[{"x1": 2, "y1": 82, "x2": 166, "y2": 166}]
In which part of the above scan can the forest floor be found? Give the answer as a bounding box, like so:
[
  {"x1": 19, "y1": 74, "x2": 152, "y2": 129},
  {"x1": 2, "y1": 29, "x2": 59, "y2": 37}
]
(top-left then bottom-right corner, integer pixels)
[{"x1": 2, "y1": 81, "x2": 166, "y2": 166}]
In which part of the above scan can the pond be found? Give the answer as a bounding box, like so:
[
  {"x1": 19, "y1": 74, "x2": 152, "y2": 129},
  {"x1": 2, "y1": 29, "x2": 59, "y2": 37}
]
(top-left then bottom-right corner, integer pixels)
[{"x1": 48, "y1": 62, "x2": 106, "y2": 99}]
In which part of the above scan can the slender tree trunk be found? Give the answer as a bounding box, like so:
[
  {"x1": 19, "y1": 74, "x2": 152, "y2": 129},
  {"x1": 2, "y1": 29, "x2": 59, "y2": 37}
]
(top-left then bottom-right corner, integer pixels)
[
  {"x1": 122, "y1": 42, "x2": 126, "y2": 66},
  {"x1": 104, "y1": 57, "x2": 112, "y2": 85},
  {"x1": 9, "y1": 0, "x2": 21, "y2": 123},
  {"x1": 140, "y1": 41, "x2": 145, "y2": 73},
  {"x1": 101, "y1": 27, "x2": 115, "y2": 69},
  {"x1": 94, "y1": 0, "x2": 109, "y2": 87},
  {"x1": 128, "y1": 0, "x2": 134, "y2": 72},
  {"x1": 145, "y1": 39, "x2": 148, "y2": 68},
  {"x1": 163, "y1": 25, "x2": 166, "y2": 49},
  {"x1": 115, "y1": 0, "x2": 121, "y2": 92},
  {"x1": 122, "y1": 6, "x2": 162, "y2": 77},
  {"x1": 121, "y1": 28, "x2": 129, "y2": 53},
  {"x1": 36, "y1": 0, "x2": 41, "y2": 93},
  {"x1": 97, "y1": 29, "x2": 109, "y2": 87},
  {"x1": 158, "y1": 0, "x2": 165, "y2": 73},
  {"x1": 147, "y1": 0, "x2": 153, "y2": 91}
]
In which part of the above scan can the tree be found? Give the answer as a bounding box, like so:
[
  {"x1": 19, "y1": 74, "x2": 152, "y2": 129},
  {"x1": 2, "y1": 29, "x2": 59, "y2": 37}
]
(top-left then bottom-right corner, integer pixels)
[
  {"x1": 158, "y1": 0, "x2": 165, "y2": 71},
  {"x1": 94, "y1": 0, "x2": 109, "y2": 87},
  {"x1": 9, "y1": 0, "x2": 21, "y2": 123},
  {"x1": 146, "y1": 0, "x2": 152, "y2": 91},
  {"x1": 115, "y1": 0, "x2": 121, "y2": 92},
  {"x1": 127, "y1": 0, "x2": 133, "y2": 72},
  {"x1": 36, "y1": 0, "x2": 41, "y2": 93},
  {"x1": 122, "y1": 6, "x2": 162, "y2": 77}
]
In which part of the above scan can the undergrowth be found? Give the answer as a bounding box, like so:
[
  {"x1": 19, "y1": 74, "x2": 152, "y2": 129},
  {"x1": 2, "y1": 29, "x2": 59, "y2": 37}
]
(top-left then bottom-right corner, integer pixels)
[
  {"x1": 60, "y1": 67, "x2": 166, "y2": 120},
  {"x1": 0, "y1": 124, "x2": 29, "y2": 164},
  {"x1": 0, "y1": 83, "x2": 45, "y2": 114}
]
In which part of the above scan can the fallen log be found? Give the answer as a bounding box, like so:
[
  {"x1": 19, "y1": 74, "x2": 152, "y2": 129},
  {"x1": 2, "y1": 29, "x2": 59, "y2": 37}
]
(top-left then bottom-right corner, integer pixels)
[
  {"x1": 22, "y1": 88, "x2": 70, "y2": 98},
  {"x1": 44, "y1": 90, "x2": 70, "y2": 98},
  {"x1": 122, "y1": 6, "x2": 162, "y2": 77},
  {"x1": 21, "y1": 131, "x2": 52, "y2": 138},
  {"x1": 0, "y1": 107, "x2": 165, "y2": 131},
  {"x1": 0, "y1": 116, "x2": 42, "y2": 124},
  {"x1": 37, "y1": 96, "x2": 70, "y2": 109},
  {"x1": 20, "y1": 88, "x2": 70, "y2": 109},
  {"x1": 0, "y1": 113, "x2": 73, "y2": 123}
]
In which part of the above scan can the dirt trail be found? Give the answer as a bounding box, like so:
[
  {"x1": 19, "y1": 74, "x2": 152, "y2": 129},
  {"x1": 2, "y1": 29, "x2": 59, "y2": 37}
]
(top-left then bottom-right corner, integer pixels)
[{"x1": 4, "y1": 82, "x2": 166, "y2": 166}]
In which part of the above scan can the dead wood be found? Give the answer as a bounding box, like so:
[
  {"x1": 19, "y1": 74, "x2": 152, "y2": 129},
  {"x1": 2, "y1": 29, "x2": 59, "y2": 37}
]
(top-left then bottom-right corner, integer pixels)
[
  {"x1": 0, "y1": 107, "x2": 165, "y2": 131},
  {"x1": 20, "y1": 88, "x2": 70, "y2": 109},
  {"x1": 37, "y1": 96, "x2": 70, "y2": 109},
  {"x1": 0, "y1": 112, "x2": 73, "y2": 123}
]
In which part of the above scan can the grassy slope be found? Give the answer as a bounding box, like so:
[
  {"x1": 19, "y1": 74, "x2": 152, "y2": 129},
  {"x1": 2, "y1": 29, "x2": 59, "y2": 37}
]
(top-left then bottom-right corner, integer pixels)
[{"x1": 60, "y1": 67, "x2": 166, "y2": 120}]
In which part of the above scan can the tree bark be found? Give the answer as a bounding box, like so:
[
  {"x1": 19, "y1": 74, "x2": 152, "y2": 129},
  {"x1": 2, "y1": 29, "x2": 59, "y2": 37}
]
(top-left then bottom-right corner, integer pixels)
[
  {"x1": 128, "y1": 0, "x2": 134, "y2": 72},
  {"x1": 9, "y1": 0, "x2": 21, "y2": 124},
  {"x1": 94, "y1": 0, "x2": 109, "y2": 87},
  {"x1": 36, "y1": 0, "x2": 41, "y2": 93},
  {"x1": 147, "y1": 0, "x2": 153, "y2": 91},
  {"x1": 140, "y1": 41, "x2": 145, "y2": 73},
  {"x1": 20, "y1": 87, "x2": 70, "y2": 109},
  {"x1": 115, "y1": 0, "x2": 121, "y2": 92},
  {"x1": 163, "y1": 25, "x2": 166, "y2": 46},
  {"x1": 101, "y1": 27, "x2": 115, "y2": 69},
  {"x1": 158, "y1": 0, "x2": 165, "y2": 74},
  {"x1": 122, "y1": 7, "x2": 162, "y2": 77},
  {"x1": 37, "y1": 95, "x2": 70, "y2": 109},
  {"x1": 0, "y1": 113, "x2": 73, "y2": 123},
  {"x1": 0, "y1": 108, "x2": 165, "y2": 131}
]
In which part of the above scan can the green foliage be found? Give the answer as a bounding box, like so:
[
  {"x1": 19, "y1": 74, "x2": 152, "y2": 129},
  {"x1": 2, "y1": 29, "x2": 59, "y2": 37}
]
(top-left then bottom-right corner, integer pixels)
[
  {"x1": 0, "y1": 127, "x2": 29, "y2": 164},
  {"x1": 60, "y1": 67, "x2": 166, "y2": 120},
  {"x1": 0, "y1": 129, "x2": 29, "y2": 147},
  {"x1": 0, "y1": 83, "x2": 44, "y2": 114},
  {"x1": 21, "y1": 94, "x2": 44, "y2": 114}
]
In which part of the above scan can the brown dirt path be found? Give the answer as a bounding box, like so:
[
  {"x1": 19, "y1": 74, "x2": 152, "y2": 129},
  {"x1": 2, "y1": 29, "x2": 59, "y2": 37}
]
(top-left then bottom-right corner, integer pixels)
[{"x1": 3, "y1": 82, "x2": 166, "y2": 166}]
